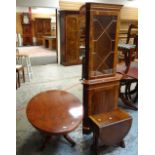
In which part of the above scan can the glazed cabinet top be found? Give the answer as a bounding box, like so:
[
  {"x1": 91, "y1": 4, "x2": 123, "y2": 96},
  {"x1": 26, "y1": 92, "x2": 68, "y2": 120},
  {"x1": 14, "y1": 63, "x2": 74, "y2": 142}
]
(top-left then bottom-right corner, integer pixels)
[{"x1": 80, "y1": 3, "x2": 123, "y2": 80}]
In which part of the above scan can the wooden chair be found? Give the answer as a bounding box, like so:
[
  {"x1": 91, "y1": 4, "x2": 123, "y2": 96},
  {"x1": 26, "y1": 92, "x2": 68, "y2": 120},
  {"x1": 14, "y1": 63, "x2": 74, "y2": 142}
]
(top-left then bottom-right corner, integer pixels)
[
  {"x1": 16, "y1": 65, "x2": 25, "y2": 89},
  {"x1": 117, "y1": 61, "x2": 138, "y2": 110},
  {"x1": 126, "y1": 24, "x2": 138, "y2": 44},
  {"x1": 118, "y1": 24, "x2": 138, "y2": 64},
  {"x1": 16, "y1": 48, "x2": 32, "y2": 81}
]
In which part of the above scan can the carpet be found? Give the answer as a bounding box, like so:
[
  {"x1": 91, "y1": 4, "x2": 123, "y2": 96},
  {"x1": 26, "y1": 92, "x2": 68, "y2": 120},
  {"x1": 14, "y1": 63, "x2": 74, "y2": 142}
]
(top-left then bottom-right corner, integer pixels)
[
  {"x1": 17, "y1": 46, "x2": 57, "y2": 65},
  {"x1": 16, "y1": 64, "x2": 138, "y2": 155}
]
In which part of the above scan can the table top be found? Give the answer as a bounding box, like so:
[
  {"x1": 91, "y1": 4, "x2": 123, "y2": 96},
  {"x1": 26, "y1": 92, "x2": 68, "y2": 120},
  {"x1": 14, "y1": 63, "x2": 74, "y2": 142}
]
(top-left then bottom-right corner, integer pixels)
[
  {"x1": 26, "y1": 90, "x2": 83, "y2": 135},
  {"x1": 89, "y1": 109, "x2": 131, "y2": 128},
  {"x1": 118, "y1": 43, "x2": 136, "y2": 50},
  {"x1": 44, "y1": 36, "x2": 56, "y2": 39}
]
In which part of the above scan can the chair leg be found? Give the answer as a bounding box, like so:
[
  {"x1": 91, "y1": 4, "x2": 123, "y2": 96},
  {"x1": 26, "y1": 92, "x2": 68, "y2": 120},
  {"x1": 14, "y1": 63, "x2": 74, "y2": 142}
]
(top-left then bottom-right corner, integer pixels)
[
  {"x1": 120, "y1": 92, "x2": 138, "y2": 110},
  {"x1": 16, "y1": 72, "x2": 18, "y2": 89},
  {"x1": 125, "y1": 81, "x2": 131, "y2": 101},
  {"x1": 17, "y1": 71, "x2": 20, "y2": 88},
  {"x1": 22, "y1": 67, "x2": 25, "y2": 82},
  {"x1": 127, "y1": 81, "x2": 138, "y2": 103}
]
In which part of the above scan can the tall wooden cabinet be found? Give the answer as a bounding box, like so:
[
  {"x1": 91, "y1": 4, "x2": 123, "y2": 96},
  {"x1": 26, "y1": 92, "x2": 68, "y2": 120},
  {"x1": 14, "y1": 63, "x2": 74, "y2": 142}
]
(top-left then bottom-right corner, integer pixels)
[
  {"x1": 80, "y1": 3, "x2": 132, "y2": 147},
  {"x1": 21, "y1": 13, "x2": 33, "y2": 46},
  {"x1": 60, "y1": 11, "x2": 81, "y2": 65},
  {"x1": 35, "y1": 18, "x2": 51, "y2": 45}
]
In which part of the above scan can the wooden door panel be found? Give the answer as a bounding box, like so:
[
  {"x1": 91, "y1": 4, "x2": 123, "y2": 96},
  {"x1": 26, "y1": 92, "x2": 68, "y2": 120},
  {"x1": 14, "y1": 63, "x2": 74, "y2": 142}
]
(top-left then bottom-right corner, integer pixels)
[
  {"x1": 35, "y1": 20, "x2": 43, "y2": 35},
  {"x1": 43, "y1": 19, "x2": 51, "y2": 34},
  {"x1": 66, "y1": 15, "x2": 79, "y2": 64}
]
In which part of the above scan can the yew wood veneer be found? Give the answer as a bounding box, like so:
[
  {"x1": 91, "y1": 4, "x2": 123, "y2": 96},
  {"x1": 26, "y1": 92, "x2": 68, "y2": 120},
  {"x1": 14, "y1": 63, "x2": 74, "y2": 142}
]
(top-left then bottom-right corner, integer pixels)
[
  {"x1": 26, "y1": 90, "x2": 83, "y2": 148},
  {"x1": 80, "y1": 3, "x2": 132, "y2": 153},
  {"x1": 89, "y1": 109, "x2": 132, "y2": 153}
]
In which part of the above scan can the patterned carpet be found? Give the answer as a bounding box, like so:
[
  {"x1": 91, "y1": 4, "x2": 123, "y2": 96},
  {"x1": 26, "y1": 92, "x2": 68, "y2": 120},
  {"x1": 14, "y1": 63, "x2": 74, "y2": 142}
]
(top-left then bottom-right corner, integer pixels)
[{"x1": 16, "y1": 64, "x2": 138, "y2": 155}]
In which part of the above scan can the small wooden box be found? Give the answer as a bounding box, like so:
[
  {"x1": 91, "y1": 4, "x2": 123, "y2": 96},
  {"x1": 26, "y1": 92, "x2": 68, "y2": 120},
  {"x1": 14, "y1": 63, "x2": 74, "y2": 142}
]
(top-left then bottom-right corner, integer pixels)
[{"x1": 89, "y1": 109, "x2": 132, "y2": 149}]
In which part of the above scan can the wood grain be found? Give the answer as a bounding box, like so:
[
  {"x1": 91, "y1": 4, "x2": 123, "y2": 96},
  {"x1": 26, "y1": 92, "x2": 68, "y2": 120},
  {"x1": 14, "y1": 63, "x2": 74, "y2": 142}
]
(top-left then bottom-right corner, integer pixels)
[{"x1": 26, "y1": 90, "x2": 83, "y2": 135}]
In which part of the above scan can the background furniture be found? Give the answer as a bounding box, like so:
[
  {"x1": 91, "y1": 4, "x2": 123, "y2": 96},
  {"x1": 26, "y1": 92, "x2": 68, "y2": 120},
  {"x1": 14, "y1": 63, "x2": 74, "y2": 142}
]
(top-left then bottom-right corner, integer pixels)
[
  {"x1": 117, "y1": 24, "x2": 138, "y2": 110},
  {"x1": 35, "y1": 18, "x2": 51, "y2": 45},
  {"x1": 16, "y1": 65, "x2": 25, "y2": 89},
  {"x1": 80, "y1": 3, "x2": 132, "y2": 152},
  {"x1": 16, "y1": 51, "x2": 32, "y2": 81},
  {"x1": 26, "y1": 90, "x2": 83, "y2": 149},
  {"x1": 43, "y1": 36, "x2": 56, "y2": 50},
  {"x1": 119, "y1": 61, "x2": 138, "y2": 110},
  {"x1": 118, "y1": 43, "x2": 136, "y2": 73},
  {"x1": 118, "y1": 24, "x2": 138, "y2": 63},
  {"x1": 60, "y1": 10, "x2": 81, "y2": 65},
  {"x1": 21, "y1": 13, "x2": 33, "y2": 46}
]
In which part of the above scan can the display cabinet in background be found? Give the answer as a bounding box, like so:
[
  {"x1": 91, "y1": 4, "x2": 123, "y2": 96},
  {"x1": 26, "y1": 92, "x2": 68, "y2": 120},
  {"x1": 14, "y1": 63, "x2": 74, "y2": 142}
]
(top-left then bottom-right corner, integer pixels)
[{"x1": 35, "y1": 18, "x2": 51, "y2": 45}]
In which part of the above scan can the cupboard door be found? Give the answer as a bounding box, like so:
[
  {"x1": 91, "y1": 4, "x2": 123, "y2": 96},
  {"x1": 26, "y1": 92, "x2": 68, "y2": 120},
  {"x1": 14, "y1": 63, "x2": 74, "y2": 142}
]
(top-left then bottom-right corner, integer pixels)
[
  {"x1": 89, "y1": 14, "x2": 118, "y2": 79},
  {"x1": 35, "y1": 19, "x2": 43, "y2": 36},
  {"x1": 91, "y1": 16, "x2": 117, "y2": 76},
  {"x1": 65, "y1": 15, "x2": 80, "y2": 64},
  {"x1": 35, "y1": 18, "x2": 51, "y2": 45},
  {"x1": 43, "y1": 19, "x2": 51, "y2": 35}
]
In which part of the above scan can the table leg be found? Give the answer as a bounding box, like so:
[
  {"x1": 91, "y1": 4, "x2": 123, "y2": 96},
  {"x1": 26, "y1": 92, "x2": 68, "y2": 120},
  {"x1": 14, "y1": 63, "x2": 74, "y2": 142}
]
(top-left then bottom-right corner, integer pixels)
[
  {"x1": 119, "y1": 140, "x2": 125, "y2": 148},
  {"x1": 91, "y1": 130, "x2": 99, "y2": 153},
  {"x1": 63, "y1": 134, "x2": 76, "y2": 147},
  {"x1": 40, "y1": 135, "x2": 51, "y2": 151}
]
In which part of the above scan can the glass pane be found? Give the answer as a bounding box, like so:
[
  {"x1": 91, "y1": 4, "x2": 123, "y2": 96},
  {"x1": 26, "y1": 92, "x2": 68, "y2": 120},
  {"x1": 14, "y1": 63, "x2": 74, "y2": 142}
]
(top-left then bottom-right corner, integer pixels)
[{"x1": 90, "y1": 15, "x2": 117, "y2": 77}]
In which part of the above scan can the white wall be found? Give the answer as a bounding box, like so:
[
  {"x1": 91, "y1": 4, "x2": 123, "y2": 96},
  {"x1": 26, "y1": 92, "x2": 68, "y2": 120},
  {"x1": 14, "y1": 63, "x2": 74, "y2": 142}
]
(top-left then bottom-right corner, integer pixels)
[
  {"x1": 16, "y1": 6, "x2": 56, "y2": 14},
  {"x1": 16, "y1": 0, "x2": 59, "y2": 8},
  {"x1": 16, "y1": 6, "x2": 28, "y2": 12},
  {"x1": 60, "y1": 0, "x2": 138, "y2": 8},
  {"x1": 16, "y1": 0, "x2": 138, "y2": 8}
]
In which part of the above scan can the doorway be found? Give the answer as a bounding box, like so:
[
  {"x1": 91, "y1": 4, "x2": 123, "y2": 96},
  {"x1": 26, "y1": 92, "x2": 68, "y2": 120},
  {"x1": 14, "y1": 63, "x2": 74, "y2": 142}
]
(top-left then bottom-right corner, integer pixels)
[{"x1": 16, "y1": 6, "x2": 58, "y2": 65}]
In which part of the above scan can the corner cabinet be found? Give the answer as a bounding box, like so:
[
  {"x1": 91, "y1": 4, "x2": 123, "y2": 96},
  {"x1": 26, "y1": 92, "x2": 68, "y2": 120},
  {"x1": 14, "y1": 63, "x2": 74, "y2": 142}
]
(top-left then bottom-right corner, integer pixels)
[
  {"x1": 60, "y1": 11, "x2": 81, "y2": 65},
  {"x1": 80, "y1": 3, "x2": 122, "y2": 80},
  {"x1": 79, "y1": 3, "x2": 132, "y2": 136}
]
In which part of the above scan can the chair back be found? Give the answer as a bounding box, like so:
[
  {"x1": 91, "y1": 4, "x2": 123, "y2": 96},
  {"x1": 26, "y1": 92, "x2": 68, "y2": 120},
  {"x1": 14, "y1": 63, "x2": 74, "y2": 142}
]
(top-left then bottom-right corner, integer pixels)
[
  {"x1": 127, "y1": 24, "x2": 138, "y2": 58},
  {"x1": 126, "y1": 24, "x2": 138, "y2": 44}
]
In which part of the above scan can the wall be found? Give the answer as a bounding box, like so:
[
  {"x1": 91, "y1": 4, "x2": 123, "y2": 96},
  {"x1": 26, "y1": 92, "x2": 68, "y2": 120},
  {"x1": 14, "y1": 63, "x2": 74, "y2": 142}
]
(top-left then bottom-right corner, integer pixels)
[
  {"x1": 16, "y1": 13, "x2": 23, "y2": 35},
  {"x1": 16, "y1": 0, "x2": 59, "y2": 8},
  {"x1": 59, "y1": 0, "x2": 138, "y2": 8}
]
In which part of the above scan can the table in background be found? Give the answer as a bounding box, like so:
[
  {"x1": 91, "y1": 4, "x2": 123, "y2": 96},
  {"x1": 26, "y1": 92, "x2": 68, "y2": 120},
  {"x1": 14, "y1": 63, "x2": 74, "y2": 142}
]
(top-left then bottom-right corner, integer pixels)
[{"x1": 43, "y1": 36, "x2": 56, "y2": 50}]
